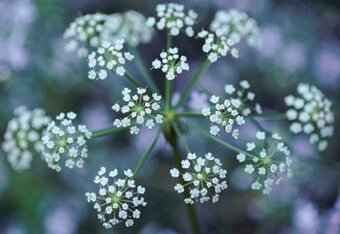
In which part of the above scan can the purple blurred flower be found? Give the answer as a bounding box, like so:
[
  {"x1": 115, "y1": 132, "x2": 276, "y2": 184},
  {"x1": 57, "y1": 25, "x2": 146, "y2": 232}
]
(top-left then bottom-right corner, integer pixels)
[
  {"x1": 188, "y1": 91, "x2": 208, "y2": 111},
  {"x1": 314, "y1": 46, "x2": 340, "y2": 89},
  {"x1": 45, "y1": 206, "x2": 78, "y2": 234},
  {"x1": 293, "y1": 199, "x2": 319, "y2": 234},
  {"x1": 280, "y1": 42, "x2": 306, "y2": 73},
  {"x1": 259, "y1": 26, "x2": 283, "y2": 58}
]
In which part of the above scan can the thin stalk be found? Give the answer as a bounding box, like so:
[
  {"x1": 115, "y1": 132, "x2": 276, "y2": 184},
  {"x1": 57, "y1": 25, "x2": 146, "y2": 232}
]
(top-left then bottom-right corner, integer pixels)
[
  {"x1": 165, "y1": 33, "x2": 173, "y2": 110},
  {"x1": 92, "y1": 126, "x2": 128, "y2": 138},
  {"x1": 176, "y1": 112, "x2": 205, "y2": 119},
  {"x1": 170, "y1": 135, "x2": 201, "y2": 234},
  {"x1": 172, "y1": 123, "x2": 191, "y2": 153},
  {"x1": 133, "y1": 129, "x2": 161, "y2": 178},
  {"x1": 176, "y1": 59, "x2": 210, "y2": 108},
  {"x1": 250, "y1": 113, "x2": 286, "y2": 120},
  {"x1": 192, "y1": 125, "x2": 255, "y2": 158},
  {"x1": 128, "y1": 46, "x2": 159, "y2": 93},
  {"x1": 124, "y1": 71, "x2": 142, "y2": 87}
]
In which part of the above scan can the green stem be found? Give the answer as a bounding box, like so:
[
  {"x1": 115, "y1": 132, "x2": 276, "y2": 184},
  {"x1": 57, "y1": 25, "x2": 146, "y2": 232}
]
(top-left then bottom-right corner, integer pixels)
[
  {"x1": 165, "y1": 33, "x2": 173, "y2": 110},
  {"x1": 250, "y1": 113, "x2": 286, "y2": 120},
  {"x1": 168, "y1": 132, "x2": 201, "y2": 234},
  {"x1": 192, "y1": 125, "x2": 255, "y2": 158},
  {"x1": 176, "y1": 59, "x2": 210, "y2": 108},
  {"x1": 165, "y1": 79, "x2": 173, "y2": 110},
  {"x1": 92, "y1": 126, "x2": 128, "y2": 138},
  {"x1": 176, "y1": 112, "x2": 205, "y2": 119},
  {"x1": 133, "y1": 129, "x2": 161, "y2": 178},
  {"x1": 128, "y1": 46, "x2": 160, "y2": 94},
  {"x1": 124, "y1": 71, "x2": 142, "y2": 87},
  {"x1": 172, "y1": 123, "x2": 191, "y2": 153}
]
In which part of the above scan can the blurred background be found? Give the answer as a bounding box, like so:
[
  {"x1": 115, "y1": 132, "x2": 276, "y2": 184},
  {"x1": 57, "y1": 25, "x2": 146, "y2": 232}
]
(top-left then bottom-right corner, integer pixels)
[{"x1": 0, "y1": 0, "x2": 339, "y2": 233}]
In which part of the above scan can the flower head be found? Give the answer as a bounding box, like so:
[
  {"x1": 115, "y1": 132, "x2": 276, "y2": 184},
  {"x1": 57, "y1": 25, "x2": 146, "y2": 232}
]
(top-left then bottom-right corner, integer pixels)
[
  {"x1": 2, "y1": 106, "x2": 50, "y2": 171},
  {"x1": 101, "y1": 11, "x2": 154, "y2": 46},
  {"x1": 285, "y1": 83, "x2": 334, "y2": 151},
  {"x1": 41, "y1": 112, "x2": 92, "y2": 172},
  {"x1": 87, "y1": 40, "x2": 134, "y2": 80},
  {"x1": 202, "y1": 80, "x2": 262, "y2": 139},
  {"x1": 64, "y1": 13, "x2": 108, "y2": 57},
  {"x1": 152, "y1": 47, "x2": 189, "y2": 80},
  {"x1": 147, "y1": 3, "x2": 197, "y2": 37},
  {"x1": 236, "y1": 131, "x2": 292, "y2": 194},
  {"x1": 112, "y1": 88, "x2": 163, "y2": 135},
  {"x1": 197, "y1": 30, "x2": 239, "y2": 63},
  {"x1": 210, "y1": 9, "x2": 261, "y2": 48},
  {"x1": 85, "y1": 167, "x2": 147, "y2": 228},
  {"x1": 170, "y1": 152, "x2": 228, "y2": 204},
  {"x1": 188, "y1": 91, "x2": 209, "y2": 111}
]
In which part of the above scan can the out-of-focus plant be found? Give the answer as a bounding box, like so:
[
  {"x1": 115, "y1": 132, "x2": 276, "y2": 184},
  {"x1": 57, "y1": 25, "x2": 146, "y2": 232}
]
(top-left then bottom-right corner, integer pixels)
[{"x1": 1, "y1": 3, "x2": 336, "y2": 233}]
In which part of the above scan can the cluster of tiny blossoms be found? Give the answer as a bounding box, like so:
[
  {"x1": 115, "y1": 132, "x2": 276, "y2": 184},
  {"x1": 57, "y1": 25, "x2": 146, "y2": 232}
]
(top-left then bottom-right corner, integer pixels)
[
  {"x1": 210, "y1": 9, "x2": 261, "y2": 48},
  {"x1": 87, "y1": 40, "x2": 134, "y2": 80},
  {"x1": 285, "y1": 83, "x2": 334, "y2": 151},
  {"x1": 112, "y1": 88, "x2": 163, "y2": 135},
  {"x1": 147, "y1": 3, "x2": 197, "y2": 37},
  {"x1": 152, "y1": 47, "x2": 189, "y2": 80},
  {"x1": 41, "y1": 112, "x2": 92, "y2": 172},
  {"x1": 101, "y1": 11, "x2": 154, "y2": 47},
  {"x1": 64, "y1": 13, "x2": 108, "y2": 57},
  {"x1": 2, "y1": 106, "x2": 51, "y2": 171},
  {"x1": 236, "y1": 132, "x2": 292, "y2": 194},
  {"x1": 197, "y1": 30, "x2": 239, "y2": 63},
  {"x1": 170, "y1": 152, "x2": 228, "y2": 204},
  {"x1": 86, "y1": 167, "x2": 147, "y2": 228},
  {"x1": 202, "y1": 80, "x2": 262, "y2": 139}
]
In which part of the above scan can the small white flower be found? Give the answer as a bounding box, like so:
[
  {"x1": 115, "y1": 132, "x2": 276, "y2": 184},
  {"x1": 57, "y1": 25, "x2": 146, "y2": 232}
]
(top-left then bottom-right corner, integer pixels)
[
  {"x1": 210, "y1": 9, "x2": 261, "y2": 48},
  {"x1": 152, "y1": 47, "x2": 189, "y2": 80},
  {"x1": 202, "y1": 81, "x2": 261, "y2": 139},
  {"x1": 64, "y1": 13, "x2": 108, "y2": 57},
  {"x1": 101, "y1": 11, "x2": 154, "y2": 47},
  {"x1": 41, "y1": 112, "x2": 92, "y2": 172},
  {"x1": 112, "y1": 87, "x2": 163, "y2": 135},
  {"x1": 147, "y1": 3, "x2": 197, "y2": 37},
  {"x1": 2, "y1": 106, "x2": 51, "y2": 171},
  {"x1": 170, "y1": 152, "x2": 228, "y2": 204},
  {"x1": 197, "y1": 30, "x2": 239, "y2": 63},
  {"x1": 86, "y1": 167, "x2": 147, "y2": 228},
  {"x1": 237, "y1": 132, "x2": 292, "y2": 194},
  {"x1": 87, "y1": 40, "x2": 134, "y2": 80},
  {"x1": 285, "y1": 83, "x2": 334, "y2": 151}
]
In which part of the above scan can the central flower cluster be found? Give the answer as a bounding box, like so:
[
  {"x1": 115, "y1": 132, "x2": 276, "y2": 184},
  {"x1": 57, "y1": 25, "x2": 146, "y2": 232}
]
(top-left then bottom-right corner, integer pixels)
[
  {"x1": 202, "y1": 80, "x2": 262, "y2": 139},
  {"x1": 87, "y1": 40, "x2": 134, "y2": 80},
  {"x1": 112, "y1": 88, "x2": 163, "y2": 135},
  {"x1": 170, "y1": 152, "x2": 228, "y2": 204},
  {"x1": 147, "y1": 3, "x2": 197, "y2": 37},
  {"x1": 41, "y1": 112, "x2": 92, "y2": 172},
  {"x1": 85, "y1": 167, "x2": 147, "y2": 228},
  {"x1": 236, "y1": 131, "x2": 292, "y2": 194},
  {"x1": 152, "y1": 47, "x2": 189, "y2": 80}
]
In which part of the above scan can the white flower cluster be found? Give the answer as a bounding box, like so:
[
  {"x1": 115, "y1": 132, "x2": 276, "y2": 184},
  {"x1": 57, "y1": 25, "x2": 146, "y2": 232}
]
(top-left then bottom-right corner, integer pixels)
[
  {"x1": 202, "y1": 80, "x2": 262, "y2": 139},
  {"x1": 101, "y1": 11, "x2": 154, "y2": 47},
  {"x1": 210, "y1": 9, "x2": 261, "y2": 48},
  {"x1": 147, "y1": 3, "x2": 197, "y2": 37},
  {"x1": 236, "y1": 132, "x2": 292, "y2": 194},
  {"x1": 85, "y1": 167, "x2": 147, "y2": 228},
  {"x1": 2, "y1": 106, "x2": 50, "y2": 171},
  {"x1": 197, "y1": 30, "x2": 239, "y2": 63},
  {"x1": 112, "y1": 88, "x2": 163, "y2": 135},
  {"x1": 170, "y1": 152, "x2": 228, "y2": 204},
  {"x1": 87, "y1": 40, "x2": 134, "y2": 80},
  {"x1": 152, "y1": 47, "x2": 189, "y2": 80},
  {"x1": 41, "y1": 112, "x2": 92, "y2": 172},
  {"x1": 64, "y1": 13, "x2": 108, "y2": 57},
  {"x1": 285, "y1": 83, "x2": 334, "y2": 151}
]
